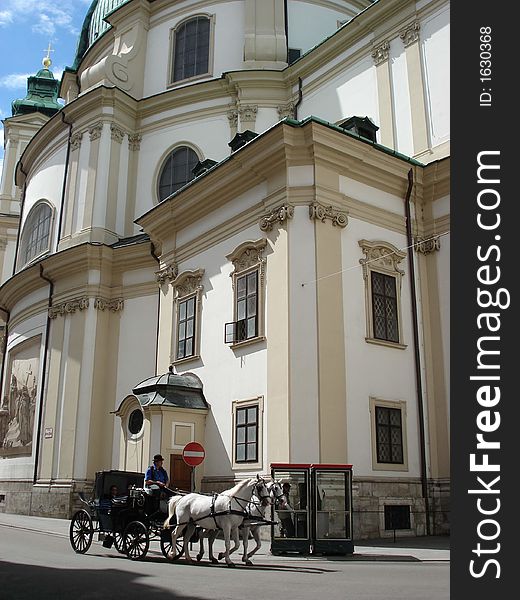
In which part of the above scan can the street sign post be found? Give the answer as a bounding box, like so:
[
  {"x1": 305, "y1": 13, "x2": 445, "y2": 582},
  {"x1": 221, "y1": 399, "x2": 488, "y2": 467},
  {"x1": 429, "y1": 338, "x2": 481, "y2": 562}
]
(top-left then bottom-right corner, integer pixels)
[{"x1": 182, "y1": 442, "x2": 205, "y2": 491}]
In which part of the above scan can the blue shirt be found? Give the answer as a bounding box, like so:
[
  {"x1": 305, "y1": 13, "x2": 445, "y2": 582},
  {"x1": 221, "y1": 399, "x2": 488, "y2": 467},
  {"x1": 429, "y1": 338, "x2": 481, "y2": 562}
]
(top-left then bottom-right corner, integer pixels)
[{"x1": 145, "y1": 465, "x2": 168, "y2": 486}]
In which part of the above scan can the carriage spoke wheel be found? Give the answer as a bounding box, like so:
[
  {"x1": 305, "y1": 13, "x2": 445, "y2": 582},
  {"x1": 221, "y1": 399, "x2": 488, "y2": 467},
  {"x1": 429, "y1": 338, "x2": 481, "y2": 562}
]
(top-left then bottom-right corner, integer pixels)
[
  {"x1": 123, "y1": 521, "x2": 149, "y2": 560},
  {"x1": 113, "y1": 533, "x2": 125, "y2": 554},
  {"x1": 69, "y1": 510, "x2": 94, "y2": 554},
  {"x1": 160, "y1": 532, "x2": 185, "y2": 561}
]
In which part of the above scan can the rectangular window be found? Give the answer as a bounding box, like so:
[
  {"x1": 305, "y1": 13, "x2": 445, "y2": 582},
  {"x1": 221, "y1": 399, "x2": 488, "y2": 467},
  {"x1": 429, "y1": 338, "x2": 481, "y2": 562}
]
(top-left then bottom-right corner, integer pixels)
[
  {"x1": 177, "y1": 296, "x2": 196, "y2": 360},
  {"x1": 371, "y1": 271, "x2": 399, "y2": 343},
  {"x1": 375, "y1": 406, "x2": 404, "y2": 464},
  {"x1": 235, "y1": 405, "x2": 258, "y2": 463},
  {"x1": 235, "y1": 271, "x2": 258, "y2": 342}
]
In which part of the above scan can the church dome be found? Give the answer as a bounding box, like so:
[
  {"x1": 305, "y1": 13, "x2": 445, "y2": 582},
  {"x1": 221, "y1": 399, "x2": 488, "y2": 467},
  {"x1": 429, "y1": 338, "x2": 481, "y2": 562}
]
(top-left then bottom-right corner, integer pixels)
[{"x1": 72, "y1": 0, "x2": 129, "y2": 70}]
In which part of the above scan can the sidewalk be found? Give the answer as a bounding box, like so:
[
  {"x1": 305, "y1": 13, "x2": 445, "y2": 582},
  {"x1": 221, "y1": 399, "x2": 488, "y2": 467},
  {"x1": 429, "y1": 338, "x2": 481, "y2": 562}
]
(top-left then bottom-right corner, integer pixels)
[{"x1": 0, "y1": 512, "x2": 450, "y2": 563}]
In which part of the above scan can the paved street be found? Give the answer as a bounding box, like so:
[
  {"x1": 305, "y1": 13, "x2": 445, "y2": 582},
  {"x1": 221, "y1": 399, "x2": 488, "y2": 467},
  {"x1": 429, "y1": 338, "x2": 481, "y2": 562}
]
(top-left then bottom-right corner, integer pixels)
[{"x1": 0, "y1": 514, "x2": 449, "y2": 600}]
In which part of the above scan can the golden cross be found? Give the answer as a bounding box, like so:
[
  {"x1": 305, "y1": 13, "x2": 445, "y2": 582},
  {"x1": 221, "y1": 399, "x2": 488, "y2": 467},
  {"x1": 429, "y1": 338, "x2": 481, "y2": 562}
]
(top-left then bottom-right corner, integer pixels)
[{"x1": 43, "y1": 43, "x2": 54, "y2": 60}]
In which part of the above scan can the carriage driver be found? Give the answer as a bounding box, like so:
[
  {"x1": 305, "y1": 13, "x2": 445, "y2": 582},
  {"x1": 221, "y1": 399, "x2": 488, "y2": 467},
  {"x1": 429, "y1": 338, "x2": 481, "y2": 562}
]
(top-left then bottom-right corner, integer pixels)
[{"x1": 144, "y1": 454, "x2": 173, "y2": 496}]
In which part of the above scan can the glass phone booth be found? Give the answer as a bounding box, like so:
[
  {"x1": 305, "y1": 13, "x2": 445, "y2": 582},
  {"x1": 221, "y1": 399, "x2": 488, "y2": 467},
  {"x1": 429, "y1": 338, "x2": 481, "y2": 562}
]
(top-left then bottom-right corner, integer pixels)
[{"x1": 271, "y1": 463, "x2": 353, "y2": 556}]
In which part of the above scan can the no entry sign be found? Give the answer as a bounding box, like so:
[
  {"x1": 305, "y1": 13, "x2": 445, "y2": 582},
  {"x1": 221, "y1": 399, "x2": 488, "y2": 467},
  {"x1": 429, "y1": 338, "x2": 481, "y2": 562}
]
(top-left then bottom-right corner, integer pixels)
[{"x1": 182, "y1": 441, "x2": 205, "y2": 467}]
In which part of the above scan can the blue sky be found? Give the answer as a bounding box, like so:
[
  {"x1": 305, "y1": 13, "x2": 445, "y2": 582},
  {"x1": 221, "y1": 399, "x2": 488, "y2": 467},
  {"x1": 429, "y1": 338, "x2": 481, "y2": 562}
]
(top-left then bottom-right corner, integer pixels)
[{"x1": 0, "y1": 0, "x2": 92, "y2": 179}]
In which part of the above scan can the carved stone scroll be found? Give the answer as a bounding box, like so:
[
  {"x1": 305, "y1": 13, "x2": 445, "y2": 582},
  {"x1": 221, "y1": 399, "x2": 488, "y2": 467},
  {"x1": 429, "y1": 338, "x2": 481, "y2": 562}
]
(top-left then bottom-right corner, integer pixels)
[{"x1": 309, "y1": 202, "x2": 348, "y2": 228}]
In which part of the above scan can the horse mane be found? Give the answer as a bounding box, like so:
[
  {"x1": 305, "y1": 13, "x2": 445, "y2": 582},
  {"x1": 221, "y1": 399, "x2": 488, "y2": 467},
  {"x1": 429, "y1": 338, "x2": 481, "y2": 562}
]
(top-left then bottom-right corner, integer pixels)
[{"x1": 223, "y1": 477, "x2": 255, "y2": 497}]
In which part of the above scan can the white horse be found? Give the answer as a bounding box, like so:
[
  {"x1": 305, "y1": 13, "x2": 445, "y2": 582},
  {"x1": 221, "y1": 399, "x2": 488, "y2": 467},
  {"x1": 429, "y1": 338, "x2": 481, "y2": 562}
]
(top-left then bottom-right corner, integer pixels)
[
  {"x1": 196, "y1": 480, "x2": 286, "y2": 565},
  {"x1": 164, "y1": 476, "x2": 269, "y2": 566}
]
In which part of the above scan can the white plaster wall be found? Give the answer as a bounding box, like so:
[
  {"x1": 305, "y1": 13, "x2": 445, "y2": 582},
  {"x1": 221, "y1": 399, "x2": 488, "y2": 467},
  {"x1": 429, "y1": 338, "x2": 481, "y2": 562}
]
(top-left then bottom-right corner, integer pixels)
[
  {"x1": 341, "y1": 217, "x2": 421, "y2": 477},
  {"x1": 421, "y1": 6, "x2": 450, "y2": 148},
  {"x1": 288, "y1": 206, "x2": 319, "y2": 461},
  {"x1": 0, "y1": 312, "x2": 46, "y2": 481},
  {"x1": 287, "y1": 1, "x2": 353, "y2": 55},
  {"x1": 390, "y1": 39, "x2": 414, "y2": 158},
  {"x1": 340, "y1": 176, "x2": 405, "y2": 216},
  {"x1": 21, "y1": 144, "x2": 67, "y2": 247},
  {"x1": 115, "y1": 295, "x2": 158, "y2": 407},
  {"x1": 301, "y1": 55, "x2": 378, "y2": 132},
  {"x1": 1, "y1": 239, "x2": 17, "y2": 285},
  {"x1": 134, "y1": 116, "x2": 231, "y2": 219},
  {"x1": 143, "y1": 1, "x2": 245, "y2": 97},
  {"x1": 173, "y1": 223, "x2": 268, "y2": 477}
]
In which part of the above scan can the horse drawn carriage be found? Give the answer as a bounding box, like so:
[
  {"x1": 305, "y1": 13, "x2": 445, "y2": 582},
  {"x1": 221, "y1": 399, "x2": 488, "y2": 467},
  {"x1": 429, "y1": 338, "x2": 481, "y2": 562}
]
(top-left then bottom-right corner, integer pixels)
[
  {"x1": 69, "y1": 470, "x2": 283, "y2": 565},
  {"x1": 69, "y1": 469, "x2": 183, "y2": 561}
]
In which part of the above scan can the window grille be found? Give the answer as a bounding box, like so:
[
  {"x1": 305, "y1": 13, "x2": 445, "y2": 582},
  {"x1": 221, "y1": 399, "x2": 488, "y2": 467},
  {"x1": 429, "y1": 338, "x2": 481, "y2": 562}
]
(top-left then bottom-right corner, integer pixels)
[
  {"x1": 158, "y1": 146, "x2": 199, "y2": 201},
  {"x1": 21, "y1": 203, "x2": 52, "y2": 265},
  {"x1": 376, "y1": 406, "x2": 404, "y2": 464},
  {"x1": 371, "y1": 271, "x2": 399, "y2": 342},
  {"x1": 235, "y1": 405, "x2": 258, "y2": 463},
  {"x1": 172, "y1": 17, "x2": 211, "y2": 83}
]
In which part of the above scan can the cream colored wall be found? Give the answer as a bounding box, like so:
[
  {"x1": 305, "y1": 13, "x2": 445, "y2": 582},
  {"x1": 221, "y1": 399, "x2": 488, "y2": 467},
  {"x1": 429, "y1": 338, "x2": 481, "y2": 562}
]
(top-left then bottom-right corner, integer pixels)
[{"x1": 341, "y1": 217, "x2": 422, "y2": 477}]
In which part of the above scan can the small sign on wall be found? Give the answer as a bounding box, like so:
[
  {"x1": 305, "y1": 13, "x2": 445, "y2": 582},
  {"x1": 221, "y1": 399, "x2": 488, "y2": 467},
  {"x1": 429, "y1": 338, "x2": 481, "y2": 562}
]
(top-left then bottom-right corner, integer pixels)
[{"x1": 44, "y1": 427, "x2": 53, "y2": 439}]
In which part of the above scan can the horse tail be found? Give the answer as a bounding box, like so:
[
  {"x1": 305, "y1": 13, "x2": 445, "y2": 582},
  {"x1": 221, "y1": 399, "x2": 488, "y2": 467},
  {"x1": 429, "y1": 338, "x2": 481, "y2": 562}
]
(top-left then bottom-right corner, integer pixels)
[{"x1": 164, "y1": 495, "x2": 182, "y2": 529}]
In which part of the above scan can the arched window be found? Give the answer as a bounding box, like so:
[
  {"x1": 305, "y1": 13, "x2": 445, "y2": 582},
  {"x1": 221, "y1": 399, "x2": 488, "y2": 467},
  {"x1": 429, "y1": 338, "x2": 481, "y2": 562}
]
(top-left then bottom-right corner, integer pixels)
[
  {"x1": 20, "y1": 202, "x2": 53, "y2": 265},
  {"x1": 171, "y1": 16, "x2": 211, "y2": 83},
  {"x1": 158, "y1": 146, "x2": 199, "y2": 201}
]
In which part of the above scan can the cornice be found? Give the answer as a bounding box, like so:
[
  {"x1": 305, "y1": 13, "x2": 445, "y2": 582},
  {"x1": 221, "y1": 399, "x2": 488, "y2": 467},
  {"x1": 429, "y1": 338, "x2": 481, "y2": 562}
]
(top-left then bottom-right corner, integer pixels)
[{"x1": 422, "y1": 157, "x2": 450, "y2": 205}]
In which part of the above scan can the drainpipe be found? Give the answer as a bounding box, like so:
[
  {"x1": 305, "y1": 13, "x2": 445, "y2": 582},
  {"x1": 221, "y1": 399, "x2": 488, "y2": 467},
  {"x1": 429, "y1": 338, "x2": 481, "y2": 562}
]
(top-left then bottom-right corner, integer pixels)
[
  {"x1": 294, "y1": 77, "x2": 303, "y2": 120},
  {"x1": 284, "y1": 0, "x2": 289, "y2": 61},
  {"x1": 150, "y1": 242, "x2": 161, "y2": 375},
  {"x1": 33, "y1": 264, "x2": 53, "y2": 484},
  {"x1": 56, "y1": 110, "x2": 73, "y2": 251},
  {"x1": 404, "y1": 168, "x2": 431, "y2": 535}
]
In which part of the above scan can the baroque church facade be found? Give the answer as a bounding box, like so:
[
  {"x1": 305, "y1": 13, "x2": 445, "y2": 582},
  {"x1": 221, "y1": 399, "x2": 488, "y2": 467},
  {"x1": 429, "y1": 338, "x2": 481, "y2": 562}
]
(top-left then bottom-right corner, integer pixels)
[{"x1": 0, "y1": 0, "x2": 449, "y2": 540}]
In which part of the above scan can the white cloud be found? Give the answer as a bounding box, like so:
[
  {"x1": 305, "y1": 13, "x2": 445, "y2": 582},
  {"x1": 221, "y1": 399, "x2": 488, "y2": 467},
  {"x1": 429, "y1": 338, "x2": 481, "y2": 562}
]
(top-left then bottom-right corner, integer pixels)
[
  {"x1": 0, "y1": 73, "x2": 32, "y2": 90},
  {"x1": 0, "y1": 10, "x2": 14, "y2": 27}
]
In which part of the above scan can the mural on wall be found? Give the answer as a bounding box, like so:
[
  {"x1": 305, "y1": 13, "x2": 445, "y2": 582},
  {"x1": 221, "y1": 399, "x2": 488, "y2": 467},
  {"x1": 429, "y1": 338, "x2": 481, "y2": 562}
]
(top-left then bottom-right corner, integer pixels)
[{"x1": 0, "y1": 336, "x2": 41, "y2": 457}]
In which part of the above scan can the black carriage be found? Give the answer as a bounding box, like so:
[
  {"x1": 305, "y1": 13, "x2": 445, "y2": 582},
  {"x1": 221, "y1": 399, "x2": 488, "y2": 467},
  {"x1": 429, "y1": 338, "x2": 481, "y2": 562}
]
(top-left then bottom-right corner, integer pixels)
[{"x1": 69, "y1": 469, "x2": 183, "y2": 561}]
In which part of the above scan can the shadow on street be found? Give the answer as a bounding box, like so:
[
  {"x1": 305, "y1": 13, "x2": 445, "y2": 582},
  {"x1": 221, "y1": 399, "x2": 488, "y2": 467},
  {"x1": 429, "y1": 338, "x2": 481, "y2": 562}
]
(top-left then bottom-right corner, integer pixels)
[{"x1": 0, "y1": 560, "x2": 206, "y2": 600}]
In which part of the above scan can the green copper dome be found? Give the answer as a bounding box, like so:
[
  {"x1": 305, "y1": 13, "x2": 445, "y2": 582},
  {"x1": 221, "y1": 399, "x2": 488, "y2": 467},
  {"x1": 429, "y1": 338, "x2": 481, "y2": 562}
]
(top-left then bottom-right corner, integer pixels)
[
  {"x1": 72, "y1": 0, "x2": 130, "y2": 70},
  {"x1": 11, "y1": 65, "x2": 61, "y2": 118}
]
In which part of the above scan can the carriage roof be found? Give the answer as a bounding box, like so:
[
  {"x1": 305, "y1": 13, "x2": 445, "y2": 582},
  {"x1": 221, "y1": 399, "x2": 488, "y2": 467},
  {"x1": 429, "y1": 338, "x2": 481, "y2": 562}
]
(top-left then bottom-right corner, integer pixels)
[{"x1": 93, "y1": 469, "x2": 144, "y2": 500}]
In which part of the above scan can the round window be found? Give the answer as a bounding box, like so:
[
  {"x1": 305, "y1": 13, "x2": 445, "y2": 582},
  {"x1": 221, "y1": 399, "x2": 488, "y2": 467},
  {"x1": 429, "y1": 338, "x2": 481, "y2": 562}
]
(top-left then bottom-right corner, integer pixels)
[{"x1": 128, "y1": 409, "x2": 143, "y2": 435}]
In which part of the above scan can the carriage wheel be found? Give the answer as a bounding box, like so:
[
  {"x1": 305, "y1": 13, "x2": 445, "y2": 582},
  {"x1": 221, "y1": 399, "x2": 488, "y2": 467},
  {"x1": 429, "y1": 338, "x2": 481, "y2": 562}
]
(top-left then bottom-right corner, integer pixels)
[
  {"x1": 160, "y1": 532, "x2": 185, "y2": 561},
  {"x1": 123, "y1": 521, "x2": 150, "y2": 560},
  {"x1": 69, "y1": 510, "x2": 94, "y2": 554},
  {"x1": 113, "y1": 533, "x2": 125, "y2": 554}
]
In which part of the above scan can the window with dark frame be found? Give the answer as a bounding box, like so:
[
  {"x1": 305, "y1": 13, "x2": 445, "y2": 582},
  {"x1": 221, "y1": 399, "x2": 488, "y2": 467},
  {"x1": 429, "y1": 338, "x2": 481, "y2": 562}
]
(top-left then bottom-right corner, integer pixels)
[
  {"x1": 22, "y1": 203, "x2": 52, "y2": 265},
  {"x1": 235, "y1": 270, "x2": 258, "y2": 343},
  {"x1": 177, "y1": 296, "x2": 196, "y2": 360},
  {"x1": 158, "y1": 146, "x2": 199, "y2": 201},
  {"x1": 375, "y1": 406, "x2": 404, "y2": 464},
  {"x1": 172, "y1": 16, "x2": 211, "y2": 83},
  {"x1": 371, "y1": 271, "x2": 399, "y2": 342},
  {"x1": 235, "y1": 405, "x2": 258, "y2": 463}
]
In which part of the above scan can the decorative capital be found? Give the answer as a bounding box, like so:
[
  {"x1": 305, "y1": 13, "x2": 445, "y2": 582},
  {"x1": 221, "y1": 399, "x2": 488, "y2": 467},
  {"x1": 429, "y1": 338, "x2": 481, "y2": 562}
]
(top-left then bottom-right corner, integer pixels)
[
  {"x1": 89, "y1": 122, "x2": 103, "y2": 141},
  {"x1": 238, "y1": 104, "x2": 258, "y2": 122},
  {"x1": 227, "y1": 109, "x2": 238, "y2": 127},
  {"x1": 309, "y1": 202, "x2": 348, "y2": 228},
  {"x1": 260, "y1": 204, "x2": 294, "y2": 231},
  {"x1": 94, "y1": 297, "x2": 124, "y2": 312},
  {"x1": 400, "y1": 22, "x2": 420, "y2": 47},
  {"x1": 358, "y1": 239, "x2": 406, "y2": 280},
  {"x1": 128, "y1": 133, "x2": 142, "y2": 151},
  {"x1": 277, "y1": 102, "x2": 296, "y2": 120},
  {"x1": 70, "y1": 132, "x2": 83, "y2": 152},
  {"x1": 172, "y1": 269, "x2": 205, "y2": 298},
  {"x1": 49, "y1": 297, "x2": 89, "y2": 319},
  {"x1": 110, "y1": 124, "x2": 125, "y2": 144},
  {"x1": 156, "y1": 263, "x2": 178, "y2": 285},
  {"x1": 371, "y1": 41, "x2": 390, "y2": 66},
  {"x1": 414, "y1": 235, "x2": 441, "y2": 254}
]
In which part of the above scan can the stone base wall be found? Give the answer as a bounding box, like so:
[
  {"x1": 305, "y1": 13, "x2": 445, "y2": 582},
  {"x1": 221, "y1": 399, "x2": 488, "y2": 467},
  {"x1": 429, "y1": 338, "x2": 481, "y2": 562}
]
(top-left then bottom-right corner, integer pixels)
[
  {"x1": 0, "y1": 479, "x2": 94, "y2": 519},
  {"x1": 353, "y1": 477, "x2": 450, "y2": 539}
]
